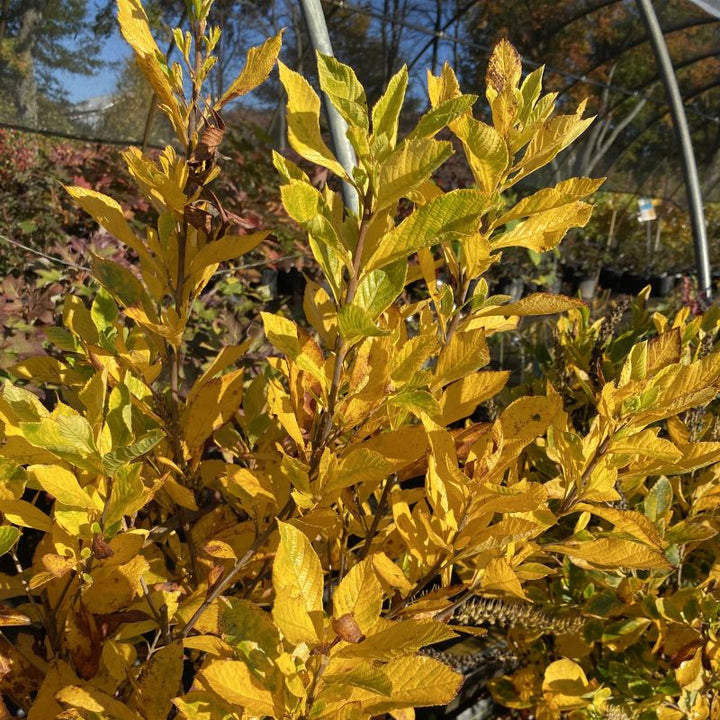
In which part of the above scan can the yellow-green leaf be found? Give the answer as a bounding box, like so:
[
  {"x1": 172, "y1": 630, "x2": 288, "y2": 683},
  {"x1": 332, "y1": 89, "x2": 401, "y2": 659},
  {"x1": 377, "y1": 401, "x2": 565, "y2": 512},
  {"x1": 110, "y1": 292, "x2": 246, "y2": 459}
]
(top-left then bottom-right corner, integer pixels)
[
  {"x1": 217, "y1": 31, "x2": 283, "y2": 107},
  {"x1": 371, "y1": 66, "x2": 408, "y2": 150},
  {"x1": 354, "y1": 260, "x2": 407, "y2": 320},
  {"x1": 366, "y1": 189, "x2": 485, "y2": 272},
  {"x1": 542, "y1": 658, "x2": 592, "y2": 710},
  {"x1": 318, "y1": 52, "x2": 368, "y2": 132},
  {"x1": 0, "y1": 526, "x2": 20, "y2": 556},
  {"x1": 376, "y1": 139, "x2": 453, "y2": 211},
  {"x1": 279, "y1": 61, "x2": 348, "y2": 178},
  {"x1": 28, "y1": 464, "x2": 101, "y2": 511},
  {"x1": 408, "y1": 94, "x2": 477, "y2": 141},
  {"x1": 453, "y1": 115, "x2": 508, "y2": 192},
  {"x1": 272, "y1": 521, "x2": 324, "y2": 645}
]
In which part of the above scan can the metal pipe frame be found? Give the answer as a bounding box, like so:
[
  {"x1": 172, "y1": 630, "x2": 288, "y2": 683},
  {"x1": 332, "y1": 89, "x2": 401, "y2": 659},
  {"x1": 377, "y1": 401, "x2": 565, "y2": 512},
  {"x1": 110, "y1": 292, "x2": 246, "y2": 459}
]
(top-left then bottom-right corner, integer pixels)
[
  {"x1": 297, "y1": 0, "x2": 360, "y2": 214},
  {"x1": 636, "y1": 0, "x2": 713, "y2": 301}
]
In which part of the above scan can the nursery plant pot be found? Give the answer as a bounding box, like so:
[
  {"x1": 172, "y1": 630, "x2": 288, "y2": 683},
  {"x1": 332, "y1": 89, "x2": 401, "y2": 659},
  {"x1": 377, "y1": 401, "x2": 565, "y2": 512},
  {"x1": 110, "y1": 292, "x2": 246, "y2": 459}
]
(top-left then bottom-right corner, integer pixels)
[
  {"x1": 576, "y1": 274, "x2": 598, "y2": 300},
  {"x1": 599, "y1": 267, "x2": 622, "y2": 292},
  {"x1": 650, "y1": 273, "x2": 676, "y2": 297},
  {"x1": 621, "y1": 271, "x2": 647, "y2": 295}
]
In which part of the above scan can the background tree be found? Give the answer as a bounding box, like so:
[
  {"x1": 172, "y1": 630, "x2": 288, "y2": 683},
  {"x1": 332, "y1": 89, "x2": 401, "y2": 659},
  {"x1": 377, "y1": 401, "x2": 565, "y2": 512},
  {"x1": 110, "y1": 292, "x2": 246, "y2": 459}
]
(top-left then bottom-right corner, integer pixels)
[
  {"x1": 0, "y1": 0, "x2": 101, "y2": 125},
  {"x1": 456, "y1": 0, "x2": 720, "y2": 201}
]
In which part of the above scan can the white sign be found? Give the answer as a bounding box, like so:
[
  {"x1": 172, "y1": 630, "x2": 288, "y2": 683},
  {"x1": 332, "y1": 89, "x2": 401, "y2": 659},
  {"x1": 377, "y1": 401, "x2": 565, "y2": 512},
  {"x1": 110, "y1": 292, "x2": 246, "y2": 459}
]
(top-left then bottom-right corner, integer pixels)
[{"x1": 638, "y1": 197, "x2": 657, "y2": 222}]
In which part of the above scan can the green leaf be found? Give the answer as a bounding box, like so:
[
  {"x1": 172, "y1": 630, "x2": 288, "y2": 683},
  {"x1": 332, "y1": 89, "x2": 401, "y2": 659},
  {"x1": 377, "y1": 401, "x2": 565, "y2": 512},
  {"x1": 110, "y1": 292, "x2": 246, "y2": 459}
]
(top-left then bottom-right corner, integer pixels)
[
  {"x1": 354, "y1": 260, "x2": 407, "y2": 319},
  {"x1": 317, "y1": 52, "x2": 368, "y2": 132},
  {"x1": 365, "y1": 189, "x2": 485, "y2": 272},
  {"x1": 338, "y1": 305, "x2": 388, "y2": 343},
  {"x1": 101, "y1": 429, "x2": 165, "y2": 477},
  {"x1": 375, "y1": 139, "x2": 453, "y2": 211},
  {"x1": 272, "y1": 521, "x2": 324, "y2": 645},
  {"x1": 0, "y1": 526, "x2": 20, "y2": 556}
]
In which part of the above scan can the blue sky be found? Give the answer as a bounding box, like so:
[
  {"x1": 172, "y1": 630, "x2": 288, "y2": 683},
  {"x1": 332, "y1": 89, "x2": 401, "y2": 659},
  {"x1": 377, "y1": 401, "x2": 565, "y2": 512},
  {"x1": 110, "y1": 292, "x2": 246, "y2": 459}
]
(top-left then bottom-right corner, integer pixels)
[{"x1": 57, "y1": 2, "x2": 132, "y2": 103}]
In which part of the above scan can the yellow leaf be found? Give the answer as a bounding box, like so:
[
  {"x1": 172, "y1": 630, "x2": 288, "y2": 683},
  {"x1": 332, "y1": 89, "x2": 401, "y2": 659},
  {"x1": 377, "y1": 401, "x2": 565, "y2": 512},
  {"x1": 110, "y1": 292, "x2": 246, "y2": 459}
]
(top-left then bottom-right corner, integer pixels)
[
  {"x1": 481, "y1": 557, "x2": 527, "y2": 600},
  {"x1": 542, "y1": 658, "x2": 592, "y2": 710},
  {"x1": 338, "y1": 619, "x2": 456, "y2": 660},
  {"x1": 163, "y1": 476, "x2": 199, "y2": 510},
  {"x1": 676, "y1": 647, "x2": 704, "y2": 691},
  {"x1": 360, "y1": 654, "x2": 462, "y2": 712},
  {"x1": 432, "y1": 330, "x2": 489, "y2": 389},
  {"x1": 180, "y1": 369, "x2": 245, "y2": 450},
  {"x1": 485, "y1": 39, "x2": 522, "y2": 136},
  {"x1": 0, "y1": 499, "x2": 52, "y2": 532},
  {"x1": 333, "y1": 559, "x2": 383, "y2": 634},
  {"x1": 499, "y1": 395, "x2": 561, "y2": 451},
  {"x1": 187, "y1": 231, "x2": 268, "y2": 276},
  {"x1": 492, "y1": 202, "x2": 594, "y2": 253},
  {"x1": 513, "y1": 103, "x2": 594, "y2": 184},
  {"x1": 27, "y1": 464, "x2": 101, "y2": 511},
  {"x1": 65, "y1": 187, "x2": 151, "y2": 263},
  {"x1": 186, "y1": 340, "x2": 252, "y2": 406},
  {"x1": 278, "y1": 61, "x2": 348, "y2": 178},
  {"x1": 371, "y1": 552, "x2": 413, "y2": 593},
  {"x1": 272, "y1": 521, "x2": 324, "y2": 645},
  {"x1": 200, "y1": 659, "x2": 281, "y2": 717},
  {"x1": 546, "y1": 537, "x2": 670, "y2": 570},
  {"x1": 55, "y1": 683, "x2": 139, "y2": 720},
  {"x1": 357, "y1": 426, "x2": 428, "y2": 471},
  {"x1": 439, "y1": 371, "x2": 509, "y2": 425},
  {"x1": 217, "y1": 32, "x2": 283, "y2": 107},
  {"x1": 82, "y1": 555, "x2": 150, "y2": 614},
  {"x1": 477, "y1": 293, "x2": 585, "y2": 318},
  {"x1": 137, "y1": 641, "x2": 184, "y2": 720},
  {"x1": 116, "y1": 0, "x2": 185, "y2": 142},
  {"x1": 497, "y1": 177, "x2": 605, "y2": 225},
  {"x1": 607, "y1": 428, "x2": 682, "y2": 463}
]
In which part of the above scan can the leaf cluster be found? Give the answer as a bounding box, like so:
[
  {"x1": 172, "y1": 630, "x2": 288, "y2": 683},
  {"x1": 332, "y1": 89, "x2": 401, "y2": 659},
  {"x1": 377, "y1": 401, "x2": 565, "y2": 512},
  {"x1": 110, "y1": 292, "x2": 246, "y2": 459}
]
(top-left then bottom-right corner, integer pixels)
[{"x1": 1, "y1": 4, "x2": 720, "y2": 720}]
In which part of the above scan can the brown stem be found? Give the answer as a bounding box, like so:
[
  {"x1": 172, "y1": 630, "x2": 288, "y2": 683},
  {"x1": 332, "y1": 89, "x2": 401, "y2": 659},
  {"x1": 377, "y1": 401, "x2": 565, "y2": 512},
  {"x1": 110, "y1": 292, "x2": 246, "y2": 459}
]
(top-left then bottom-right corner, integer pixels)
[
  {"x1": 178, "y1": 498, "x2": 295, "y2": 639},
  {"x1": 358, "y1": 474, "x2": 396, "y2": 560}
]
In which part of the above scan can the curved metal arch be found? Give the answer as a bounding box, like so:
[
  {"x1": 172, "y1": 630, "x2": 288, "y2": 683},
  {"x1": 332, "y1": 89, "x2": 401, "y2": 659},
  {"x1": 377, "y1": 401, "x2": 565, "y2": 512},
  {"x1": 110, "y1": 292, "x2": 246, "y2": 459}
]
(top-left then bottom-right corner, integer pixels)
[
  {"x1": 636, "y1": 0, "x2": 711, "y2": 301},
  {"x1": 556, "y1": 16, "x2": 720, "y2": 101}
]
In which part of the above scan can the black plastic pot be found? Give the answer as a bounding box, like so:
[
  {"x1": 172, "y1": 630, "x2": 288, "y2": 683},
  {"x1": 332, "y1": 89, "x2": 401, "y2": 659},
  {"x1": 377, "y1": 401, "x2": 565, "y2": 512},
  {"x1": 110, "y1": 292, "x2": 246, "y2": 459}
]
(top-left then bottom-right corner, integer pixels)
[{"x1": 650, "y1": 273, "x2": 676, "y2": 297}]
